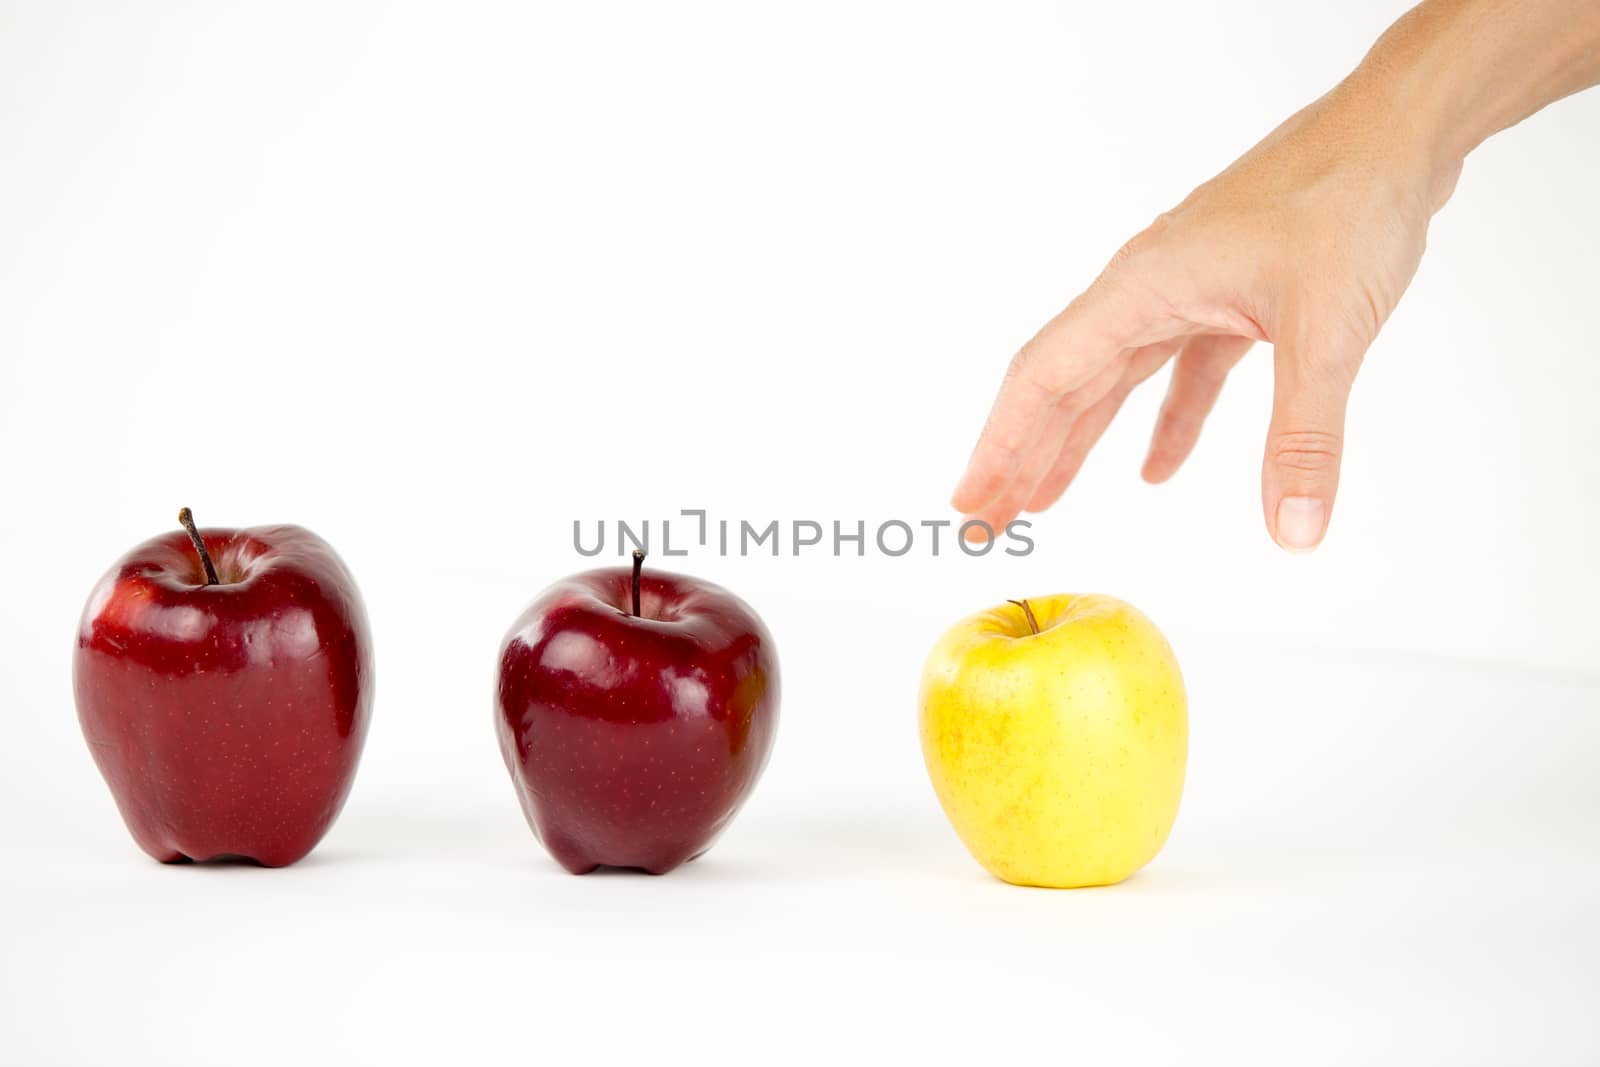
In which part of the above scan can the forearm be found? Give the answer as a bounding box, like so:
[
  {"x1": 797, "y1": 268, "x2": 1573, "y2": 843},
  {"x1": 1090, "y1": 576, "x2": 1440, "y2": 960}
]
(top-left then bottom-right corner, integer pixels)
[
  {"x1": 956, "y1": 0, "x2": 1600, "y2": 547},
  {"x1": 1344, "y1": 0, "x2": 1600, "y2": 190}
]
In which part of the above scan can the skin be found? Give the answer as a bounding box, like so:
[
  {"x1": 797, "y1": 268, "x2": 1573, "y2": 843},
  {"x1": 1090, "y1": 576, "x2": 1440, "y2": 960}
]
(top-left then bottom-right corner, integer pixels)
[
  {"x1": 952, "y1": 0, "x2": 1600, "y2": 551},
  {"x1": 919, "y1": 595, "x2": 1186, "y2": 888}
]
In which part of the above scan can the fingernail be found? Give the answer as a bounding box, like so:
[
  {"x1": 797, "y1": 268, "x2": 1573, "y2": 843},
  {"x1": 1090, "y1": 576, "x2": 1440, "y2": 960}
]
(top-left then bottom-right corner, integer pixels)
[
  {"x1": 959, "y1": 519, "x2": 995, "y2": 544},
  {"x1": 1274, "y1": 496, "x2": 1326, "y2": 552}
]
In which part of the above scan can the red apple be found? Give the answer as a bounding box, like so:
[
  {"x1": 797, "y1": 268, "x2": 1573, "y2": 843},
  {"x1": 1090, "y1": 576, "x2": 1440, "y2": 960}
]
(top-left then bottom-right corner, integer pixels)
[
  {"x1": 73, "y1": 509, "x2": 374, "y2": 867},
  {"x1": 496, "y1": 552, "x2": 779, "y2": 874}
]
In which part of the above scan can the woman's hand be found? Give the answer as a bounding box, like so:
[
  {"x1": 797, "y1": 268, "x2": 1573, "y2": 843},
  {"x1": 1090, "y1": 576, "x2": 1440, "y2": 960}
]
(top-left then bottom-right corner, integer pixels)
[
  {"x1": 955, "y1": 0, "x2": 1600, "y2": 552},
  {"x1": 952, "y1": 83, "x2": 1458, "y2": 551}
]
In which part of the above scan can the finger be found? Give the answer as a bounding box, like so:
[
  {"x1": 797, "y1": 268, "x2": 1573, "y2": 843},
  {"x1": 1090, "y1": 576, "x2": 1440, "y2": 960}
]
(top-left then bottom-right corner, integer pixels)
[
  {"x1": 950, "y1": 282, "x2": 1149, "y2": 515},
  {"x1": 1023, "y1": 338, "x2": 1182, "y2": 512},
  {"x1": 1141, "y1": 334, "x2": 1254, "y2": 483},
  {"x1": 1023, "y1": 384, "x2": 1132, "y2": 514},
  {"x1": 1261, "y1": 329, "x2": 1364, "y2": 552},
  {"x1": 960, "y1": 392, "x2": 1085, "y2": 541},
  {"x1": 966, "y1": 347, "x2": 1141, "y2": 537}
]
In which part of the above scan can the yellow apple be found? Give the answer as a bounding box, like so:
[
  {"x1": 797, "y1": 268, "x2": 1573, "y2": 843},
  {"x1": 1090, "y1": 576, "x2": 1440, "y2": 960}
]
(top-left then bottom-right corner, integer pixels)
[{"x1": 918, "y1": 594, "x2": 1186, "y2": 888}]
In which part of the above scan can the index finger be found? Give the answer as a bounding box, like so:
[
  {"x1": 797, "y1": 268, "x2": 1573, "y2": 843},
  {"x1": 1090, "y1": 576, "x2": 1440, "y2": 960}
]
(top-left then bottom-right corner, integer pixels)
[{"x1": 950, "y1": 284, "x2": 1148, "y2": 515}]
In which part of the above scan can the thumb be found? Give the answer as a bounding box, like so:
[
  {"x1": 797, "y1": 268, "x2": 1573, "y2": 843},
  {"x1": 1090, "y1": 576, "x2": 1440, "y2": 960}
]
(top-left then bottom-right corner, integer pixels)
[{"x1": 1262, "y1": 335, "x2": 1362, "y2": 552}]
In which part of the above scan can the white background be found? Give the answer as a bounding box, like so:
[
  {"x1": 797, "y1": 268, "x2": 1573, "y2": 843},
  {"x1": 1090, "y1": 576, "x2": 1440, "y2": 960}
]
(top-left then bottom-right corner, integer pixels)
[{"x1": 2, "y1": 1, "x2": 1596, "y2": 1063}]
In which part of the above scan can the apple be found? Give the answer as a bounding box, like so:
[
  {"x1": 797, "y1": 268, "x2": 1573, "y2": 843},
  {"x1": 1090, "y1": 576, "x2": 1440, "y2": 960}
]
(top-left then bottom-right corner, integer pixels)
[
  {"x1": 73, "y1": 509, "x2": 374, "y2": 867},
  {"x1": 496, "y1": 551, "x2": 779, "y2": 874},
  {"x1": 919, "y1": 594, "x2": 1186, "y2": 888}
]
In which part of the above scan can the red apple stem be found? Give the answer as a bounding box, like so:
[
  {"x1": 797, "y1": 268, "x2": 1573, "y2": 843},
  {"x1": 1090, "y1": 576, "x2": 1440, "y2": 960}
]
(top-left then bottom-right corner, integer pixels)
[
  {"x1": 177, "y1": 507, "x2": 220, "y2": 586},
  {"x1": 631, "y1": 549, "x2": 645, "y2": 617},
  {"x1": 1007, "y1": 598, "x2": 1040, "y2": 635}
]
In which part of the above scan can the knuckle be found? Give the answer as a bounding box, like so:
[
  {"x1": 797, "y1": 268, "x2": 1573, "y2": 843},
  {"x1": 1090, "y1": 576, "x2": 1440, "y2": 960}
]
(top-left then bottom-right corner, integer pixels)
[
  {"x1": 1030, "y1": 371, "x2": 1067, "y2": 397},
  {"x1": 1014, "y1": 345, "x2": 1074, "y2": 397},
  {"x1": 1148, "y1": 208, "x2": 1181, "y2": 234},
  {"x1": 1105, "y1": 238, "x2": 1142, "y2": 272},
  {"x1": 1270, "y1": 430, "x2": 1342, "y2": 473},
  {"x1": 1139, "y1": 210, "x2": 1180, "y2": 245},
  {"x1": 986, "y1": 432, "x2": 1025, "y2": 461},
  {"x1": 1106, "y1": 221, "x2": 1164, "y2": 272},
  {"x1": 983, "y1": 419, "x2": 1032, "y2": 460},
  {"x1": 1001, "y1": 349, "x2": 1033, "y2": 386},
  {"x1": 1105, "y1": 211, "x2": 1179, "y2": 275}
]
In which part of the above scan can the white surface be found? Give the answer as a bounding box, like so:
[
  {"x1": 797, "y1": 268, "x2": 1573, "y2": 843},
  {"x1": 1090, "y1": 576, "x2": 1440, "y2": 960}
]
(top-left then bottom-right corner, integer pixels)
[
  {"x1": 3, "y1": 643, "x2": 1597, "y2": 1064},
  {"x1": 2, "y1": 0, "x2": 1599, "y2": 1063}
]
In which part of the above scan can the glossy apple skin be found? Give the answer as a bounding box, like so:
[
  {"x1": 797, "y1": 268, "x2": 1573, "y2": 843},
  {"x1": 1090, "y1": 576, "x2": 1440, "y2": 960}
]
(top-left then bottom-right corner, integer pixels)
[
  {"x1": 497, "y1": 566, "x2": 779, "y2": 875},
  {"x1": 73, "y1": 524, "x2": 374, "y2": 867}
]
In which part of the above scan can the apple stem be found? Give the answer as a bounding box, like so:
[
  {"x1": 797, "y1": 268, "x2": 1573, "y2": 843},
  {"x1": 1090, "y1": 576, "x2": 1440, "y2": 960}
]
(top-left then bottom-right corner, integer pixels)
[
  {"x1": 177, "y1": 507, "x2": 220, "y2": 586},
  {"x1": 631, "y1": 549, "x2": 645, "y2": 617},
  {"x1": 1007, "y1": 598, "x2": 1040, "y2": 635}
]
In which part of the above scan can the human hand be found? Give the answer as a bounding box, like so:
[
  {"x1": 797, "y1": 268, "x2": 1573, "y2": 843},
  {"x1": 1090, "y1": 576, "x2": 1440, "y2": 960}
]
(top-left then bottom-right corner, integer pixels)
[{"x1": 951, "y1": 85, "x2": 1461, "y2": 551}]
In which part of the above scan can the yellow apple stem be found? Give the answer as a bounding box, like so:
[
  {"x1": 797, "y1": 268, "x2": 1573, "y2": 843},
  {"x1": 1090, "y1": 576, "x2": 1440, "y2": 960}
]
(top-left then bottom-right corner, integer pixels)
[
  {"x1": 631, "y1": 549, "x2": 645, "y2": 617},
  {"x1": 177, "y1": 507, "x2": 220, "y2": 586},
  {"x1": 1007, "y1": 598, "x2": 1040, "y2": 635}
]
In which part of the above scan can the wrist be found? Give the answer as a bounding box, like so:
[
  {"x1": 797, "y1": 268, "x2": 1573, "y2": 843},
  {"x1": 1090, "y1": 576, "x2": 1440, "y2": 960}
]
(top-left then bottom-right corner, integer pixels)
[
  {"x1": 1342, "y1": 0, "x2": 1600, "y2": 212},
  {"x1": 1334, "y1": 8, "x2": 1488, "y2": 215},
  {"x1": 1316, "y1": 66, "x2": 1464, "y2": 219}
]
